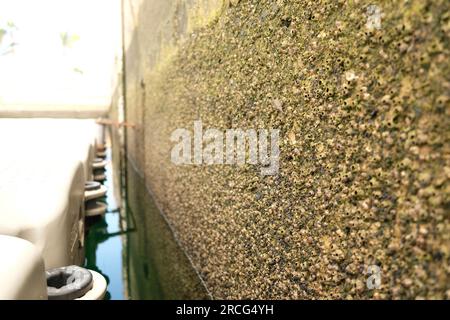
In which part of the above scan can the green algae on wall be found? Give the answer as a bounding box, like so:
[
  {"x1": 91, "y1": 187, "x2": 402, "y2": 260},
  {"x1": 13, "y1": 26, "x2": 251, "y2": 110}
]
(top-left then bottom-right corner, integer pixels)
[
  {"x1": 123, "y1": 0, "x2": 226, "y2": 175},
  {"x1": 125, "y1": 162, "x2": 211, "y2": 299},
  {"x1": 122, "y1": 0, "x2": 450, "y2": 299}
]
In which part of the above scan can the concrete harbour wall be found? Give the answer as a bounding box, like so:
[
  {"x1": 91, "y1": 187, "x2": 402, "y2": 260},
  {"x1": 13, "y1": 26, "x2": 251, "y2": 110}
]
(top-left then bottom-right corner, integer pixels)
[{"x1": 118, "y1": 0, "x2": 450, "y2": 299}]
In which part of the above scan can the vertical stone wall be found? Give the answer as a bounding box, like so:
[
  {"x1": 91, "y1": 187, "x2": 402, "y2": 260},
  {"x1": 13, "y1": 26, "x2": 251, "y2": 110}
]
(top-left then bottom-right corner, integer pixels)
[{"x1": 120, "y1": 0, "x2": 450, "y2": 299}]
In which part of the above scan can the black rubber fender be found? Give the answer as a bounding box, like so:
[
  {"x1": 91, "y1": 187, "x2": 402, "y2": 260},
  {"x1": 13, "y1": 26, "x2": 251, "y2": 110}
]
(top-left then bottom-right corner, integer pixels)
[
  {"x1": 93, "y1": 168, "x2": 106, "y2": 175},
  {"x1": 46, "y1": 265, "x2": 93, "y2": 300}
]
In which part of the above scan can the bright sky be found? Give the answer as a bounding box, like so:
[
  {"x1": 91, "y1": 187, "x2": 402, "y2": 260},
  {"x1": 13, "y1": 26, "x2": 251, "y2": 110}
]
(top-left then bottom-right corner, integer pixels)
[{"x1": 0, "y1": 0, "x2": 121, "y2": 107}]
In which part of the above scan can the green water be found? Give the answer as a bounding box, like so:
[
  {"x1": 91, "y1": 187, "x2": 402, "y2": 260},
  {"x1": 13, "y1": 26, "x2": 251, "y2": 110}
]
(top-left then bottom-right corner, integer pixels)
[{"x1": 84, "y1": 150, "x2": 209, "y2": 300}]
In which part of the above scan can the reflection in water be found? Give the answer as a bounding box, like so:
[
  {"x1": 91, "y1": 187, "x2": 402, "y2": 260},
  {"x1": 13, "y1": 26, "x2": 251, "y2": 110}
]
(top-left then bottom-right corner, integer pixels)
[
  {"x1": 124, "y1": 161, "x2": 210, "y2": 300},
  {"x1": 84, "y1": 149, "x2": 129, "y2": 300},
  {"x1": 84, "y1": 148, "x2": 210, "y2": 299},
  {"x1": 85, "y1": 216, "x2": 112, "y2": 300},
  {"x1": 85, "y1": 212, "x2": 129, "y2": 300}
]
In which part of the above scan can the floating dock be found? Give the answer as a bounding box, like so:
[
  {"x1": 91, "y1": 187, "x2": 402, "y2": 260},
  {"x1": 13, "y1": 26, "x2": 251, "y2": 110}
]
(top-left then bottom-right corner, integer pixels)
[{"x1": 0, "y1": 118, "x2": 108, "y2": 299}]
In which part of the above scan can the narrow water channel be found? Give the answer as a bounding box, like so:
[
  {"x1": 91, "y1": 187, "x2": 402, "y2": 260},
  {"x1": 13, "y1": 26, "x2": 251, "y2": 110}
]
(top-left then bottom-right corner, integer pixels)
[{"x1": 84, "y1": 148, "x2": 209, "y2": 300}]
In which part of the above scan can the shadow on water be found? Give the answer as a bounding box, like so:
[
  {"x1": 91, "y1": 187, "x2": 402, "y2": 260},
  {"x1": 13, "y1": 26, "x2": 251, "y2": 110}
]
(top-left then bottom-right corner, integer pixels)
[{"x1": 83, "y1": 148, "x2": 209, "y2": 300}]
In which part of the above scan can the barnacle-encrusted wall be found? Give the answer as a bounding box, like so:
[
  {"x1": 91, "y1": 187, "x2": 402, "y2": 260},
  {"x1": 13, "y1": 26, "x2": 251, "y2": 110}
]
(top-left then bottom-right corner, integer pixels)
[{"x1": 122, "y1": 0, "x2": 450, "y2": 299}]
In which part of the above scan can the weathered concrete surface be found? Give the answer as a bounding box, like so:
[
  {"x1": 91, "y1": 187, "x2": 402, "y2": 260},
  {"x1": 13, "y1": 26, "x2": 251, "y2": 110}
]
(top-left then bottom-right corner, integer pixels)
[
  {"x1": 121, "y1": 0, "x2": 450, "y2": 299},
  {"x1": 125, "y1": 162, "x2": 211, "y2": 299}
]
